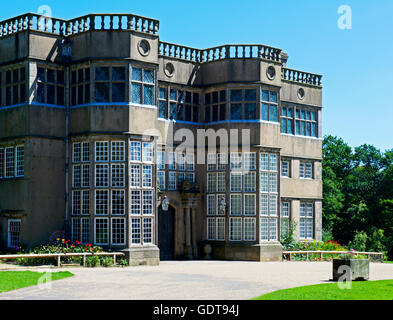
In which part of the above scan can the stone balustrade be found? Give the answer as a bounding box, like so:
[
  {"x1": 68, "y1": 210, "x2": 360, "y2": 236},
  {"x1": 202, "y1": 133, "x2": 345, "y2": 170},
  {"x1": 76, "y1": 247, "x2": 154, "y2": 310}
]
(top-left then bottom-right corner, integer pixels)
[
  {"x1": 0, "y1": 13, "x2": 159, "y2": 38},
  {"x1": 159, "y1": 42, "x2": 282, "y2": 63},
  {"x1": 159, "y1": 42, "x2": 203, "y2": 62},
  {"x1": 282, "y1": 67, "x2": 322, "y2": 86}
]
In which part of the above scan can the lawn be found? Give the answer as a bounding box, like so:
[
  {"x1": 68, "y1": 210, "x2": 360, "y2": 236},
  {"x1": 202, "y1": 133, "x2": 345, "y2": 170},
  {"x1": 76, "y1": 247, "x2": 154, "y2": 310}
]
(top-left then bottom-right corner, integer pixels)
[
  {"x1": 0, "y1": 271, "x2": 74, "y2": 293},
  {"x1": 252, "y1": 280, "x2": 393, "y2": 300}
]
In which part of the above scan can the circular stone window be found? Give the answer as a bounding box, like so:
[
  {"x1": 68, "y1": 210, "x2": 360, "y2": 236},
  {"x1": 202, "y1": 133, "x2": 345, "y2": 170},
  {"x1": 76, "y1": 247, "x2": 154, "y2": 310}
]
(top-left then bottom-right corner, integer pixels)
[
  {"x1": 266, "y1": 66, "x2": 276, "y2": 80},
  {"x1": 297, "y1": 88, "x2": 305, "y2": 100},
  {"x1": 164, "y1": 62, "x2": 175, "y2": 77},
  {"x1": 137, "y1": 39, "x2": 151, "y2": 57}
]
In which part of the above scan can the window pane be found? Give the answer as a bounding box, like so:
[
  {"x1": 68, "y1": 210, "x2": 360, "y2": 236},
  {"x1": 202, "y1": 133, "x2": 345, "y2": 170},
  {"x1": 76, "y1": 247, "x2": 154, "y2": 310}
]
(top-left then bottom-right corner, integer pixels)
[
  {"x1": 281, "y1": 119, "x2": 287, "y2": 133},
  {"x1": 159, "y1": 87, "x2": 166, "y2": 99},
  {"x1": 143, "y1": 85, "x2": 154, "y2": 105},
  {"x1": 132, "y1": 68, "x2": 142, "y2": 81},
  {"x1": 244, "y1": 103, "x2": 256, "y2": 120},
  {"x1": 132, "y1": 83, "x2": 142, "y2": 104},
  {"x1": 288, "y1": 120, "x2": 293, "y2": 134},
  {"x1": 185, "y1": 91, "x2": 192, "y2": 103},
  {"x1": 112, "y1": 67, "x2": 126, "y2": 81},
  {"x1": 158, "y1": 101, "x2": 167, "y2": 118},
  {"x1": 193, "y1": 92, "x2": 200, "y2": 104},
  {"x1": 47, "y1": 85, "x2": 55, "y2": 104},
  {"x1": 230, "y1": 104, "x2": 242, "y2": 120},
  {"x1": 230, "y1": 89, "x2": 242, "y2": 102},
  {"x1": 220, "y1": 90, "x2": 226, "y2": 102},
  {"x1": 185, "y1": 105, "x2": 192, "y2": 121},
  {"x1": 177, "y1": 104, "x2": 184, "y2": 121},
  {"x1": 95, "y1": 83, "x2": 110, "y2": 102},
  {"x1": 110, "y1": 83, "x2": 124, "y2": 102},
  {"x1": 245, "y1": 89, "x2": 256, "y2": 101},
  {"x1": 261, "y1": 90, "x2": 269, "y2": 102},
  {"x1": 143, "y1": 70, "x2": 154, "y2": 84},
  {"x1": 169, "y1": 103, "x2": 176, "y2": 120},
  {"x1": 205, "y1": 106, "x2": 211, "y2": 122},
  {"x1": 170, "y1": 89, "x2": 176, "y2": 101},
  {"x1": 270, "y1": 91, "x2": 277, "y2": 103},
  {"x1": 212, "y1": 91, "x2": 218, "y2": 104},
  {"x1": 47, "y1": 69, "x2": 55, "y2": 83},
  {"x1": 219, "y1": 104, "x2": 226, "y2": 121},
  {"x1": 37, "y1": 67, "x2": 45, "y2": 82},
  {"x1": 261, "y1": 103, "x2": 269, "y2": 121},
  {"x1": 269, "y1": 105, "x2": 277, "y2": 122},
  {"x1": 193, "y1": 106, "x2": 199, "y2": 122},
  {"x1": 95, "y1": 67, "x2": 109, "y2": 81},
  {"x1": 205, "y1": 93, "x2": 211, "y2": 104}
]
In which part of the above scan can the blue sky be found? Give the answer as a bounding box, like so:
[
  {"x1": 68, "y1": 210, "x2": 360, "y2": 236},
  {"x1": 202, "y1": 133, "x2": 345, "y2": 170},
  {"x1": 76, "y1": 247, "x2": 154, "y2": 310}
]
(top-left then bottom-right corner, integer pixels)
[{"x1": 2, "y1": 0, "x2": 393, "y2": 152}]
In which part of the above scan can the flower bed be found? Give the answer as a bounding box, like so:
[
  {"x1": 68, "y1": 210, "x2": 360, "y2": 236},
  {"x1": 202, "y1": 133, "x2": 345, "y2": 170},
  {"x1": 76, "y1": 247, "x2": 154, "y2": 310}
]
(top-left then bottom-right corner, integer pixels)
[{"x1": 282, "y1": 240, "x2": 369, "y2": 261}]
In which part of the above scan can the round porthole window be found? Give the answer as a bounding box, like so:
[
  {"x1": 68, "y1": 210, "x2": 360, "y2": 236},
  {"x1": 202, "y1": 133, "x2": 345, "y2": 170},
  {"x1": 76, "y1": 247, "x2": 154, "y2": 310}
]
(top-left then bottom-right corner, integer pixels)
[
  {"x1": 164, "y1": 62, "x2": 175, "y2": 77},
  {"x1": 266, "y1": 66, "x2": 276, "y2": 80},
  {"x1": 138, "y1": 39, "x2": 151, "y2": 57},
  {"x1": 297, "y1": 88, "x2": 305, "y2": 100}
]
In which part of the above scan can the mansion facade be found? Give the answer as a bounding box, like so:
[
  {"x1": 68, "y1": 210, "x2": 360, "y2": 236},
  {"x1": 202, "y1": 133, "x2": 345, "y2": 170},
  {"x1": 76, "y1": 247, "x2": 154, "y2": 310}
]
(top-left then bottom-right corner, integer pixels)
[{"x1": 0, "y1": 12, "x2": 323, "y2": 264}]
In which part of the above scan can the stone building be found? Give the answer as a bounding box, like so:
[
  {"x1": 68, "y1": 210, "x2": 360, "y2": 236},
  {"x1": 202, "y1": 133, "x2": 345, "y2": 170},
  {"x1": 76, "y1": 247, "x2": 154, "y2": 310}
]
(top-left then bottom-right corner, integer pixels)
[{"x1": 0, "y1": 13, "x2": 323, "y2": 264}]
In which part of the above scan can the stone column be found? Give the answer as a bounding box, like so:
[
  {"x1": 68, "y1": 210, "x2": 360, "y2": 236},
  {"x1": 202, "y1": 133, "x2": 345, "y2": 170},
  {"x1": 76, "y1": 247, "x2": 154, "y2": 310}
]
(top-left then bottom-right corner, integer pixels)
[
  {"x1": 191, "y1": 208, "x2": 197, "y2": 257},
  {"x1": 292, "y1": 200, "x2": 300, "y2": 240},
  {"x1": 185, "y1": 207, "x2": 193, "y2": 259}
]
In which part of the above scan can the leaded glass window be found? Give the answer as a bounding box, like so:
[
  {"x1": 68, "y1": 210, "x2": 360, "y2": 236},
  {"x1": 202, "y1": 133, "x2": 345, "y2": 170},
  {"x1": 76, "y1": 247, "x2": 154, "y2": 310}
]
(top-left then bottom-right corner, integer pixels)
[{"x1": 131, "y1": 67, "x2": 155, "y2": 105}]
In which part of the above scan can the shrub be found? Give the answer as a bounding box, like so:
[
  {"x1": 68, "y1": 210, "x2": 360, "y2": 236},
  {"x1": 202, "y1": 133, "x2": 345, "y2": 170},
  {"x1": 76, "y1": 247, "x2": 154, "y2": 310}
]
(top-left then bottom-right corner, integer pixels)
[
  {"x1": 99, "y1": 256, "x2": 114, "y2": 267},
  {"x1": 10, "y1": 239, "x2": 104, "y2": 266},
  {"x1": 85, "y1": 255, "x2": 100, "y2": 268},
  {"x1": 117, "y1": 257, "x2": 129, "y2": 267},
  {"x1": 348, "y1": 231, "x2": 367, "y2": 252}
]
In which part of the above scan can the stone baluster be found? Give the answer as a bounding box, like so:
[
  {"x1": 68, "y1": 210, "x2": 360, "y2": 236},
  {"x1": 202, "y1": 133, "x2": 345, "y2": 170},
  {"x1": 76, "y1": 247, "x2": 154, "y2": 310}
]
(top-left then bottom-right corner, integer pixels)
[
  {"x1": 149, "y1": 20, "x2": 153, "y2": 33},
  {"x1": 66, "y1": 21, "x2": 71, "y2": 35},
  {"x1": 127, "y1": 16, "x2": 133, "y2": 30},
  {"x1": 135, "y1": 17, "x2": 140, "y2": 32},
  {"x1": 109, "y1": 16, "x2": 113, "y2": 30},
  {"x1": 44, "y1": 17, "x2": 49, "y2": 32},
  {"x1": 37, "y1": 16, "x2": 41, "y2": 31},
  {"x1": 78, "y1": 19, "x2": 83, "y2": 32},
  {"x1": 52, "y1": 19, "x2": 57, "y2": 33},
  {"x1": 28, "y1": 15, "x2": 33, "y2": 30},
  {"x1": 153, "y1": 21, "x2": 159, "y2": 34},
  {"x1": 89, "y1": 16, "x2": 95, "y2": 31},
  {"x1": 17, "y1": 18, "x2": 22, "y2": 31},
  {"x1": 118, "y1": 15, "x2": 122, "y2": 30},
  {"x1": 169, "y1": 44, "x2": 174, "y2": 57},
  {"x1": 84, "y1": 18, "x2": 88, "y2": 31},
  {"x1": 59, "y1": 21, "x2": 64, "y2": 35},
  {"x1": 101, "y1": 15, "x2": 105, "y2": 30}
]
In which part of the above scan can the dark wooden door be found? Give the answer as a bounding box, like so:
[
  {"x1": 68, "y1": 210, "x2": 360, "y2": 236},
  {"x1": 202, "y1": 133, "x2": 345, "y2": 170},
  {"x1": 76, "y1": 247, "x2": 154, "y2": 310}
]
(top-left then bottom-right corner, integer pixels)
[{"x1": 158, "y1": 205, "x2": 175, "y2": 260}]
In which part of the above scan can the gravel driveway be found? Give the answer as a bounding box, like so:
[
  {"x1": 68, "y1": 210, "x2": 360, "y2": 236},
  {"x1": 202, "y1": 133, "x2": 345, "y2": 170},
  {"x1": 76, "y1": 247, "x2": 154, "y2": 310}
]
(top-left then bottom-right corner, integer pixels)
[{"x1": 0, "y1": 261, "x2": 392, "y2": 300}]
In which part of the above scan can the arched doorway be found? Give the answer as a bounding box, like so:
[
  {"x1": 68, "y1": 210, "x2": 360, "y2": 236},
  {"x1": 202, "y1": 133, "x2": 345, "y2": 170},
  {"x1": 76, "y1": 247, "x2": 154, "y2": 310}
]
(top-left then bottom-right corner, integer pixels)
[{"x1": 158, "y1": 204, "x2": 175, "y2": 260}]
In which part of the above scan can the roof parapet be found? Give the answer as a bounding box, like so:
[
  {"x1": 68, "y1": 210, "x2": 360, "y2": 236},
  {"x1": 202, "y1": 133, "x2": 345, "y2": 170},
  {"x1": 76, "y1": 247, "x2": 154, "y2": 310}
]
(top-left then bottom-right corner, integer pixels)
[
  {"x1": 0, "y1": 13, "x2": 159, "y2": 38},
  {"x1": 159, "y1": 42, "x2": 282, "y2": 63}
]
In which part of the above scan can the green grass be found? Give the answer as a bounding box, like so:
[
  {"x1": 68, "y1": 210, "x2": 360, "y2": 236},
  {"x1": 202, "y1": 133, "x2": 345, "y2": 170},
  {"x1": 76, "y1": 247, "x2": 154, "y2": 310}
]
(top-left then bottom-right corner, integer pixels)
[
  {"x1": 0, "y1": 271, "x2": 74, "y2": 293},
  {"x1": 252, "y1": 280, "x2": 393, "y2": 300}
]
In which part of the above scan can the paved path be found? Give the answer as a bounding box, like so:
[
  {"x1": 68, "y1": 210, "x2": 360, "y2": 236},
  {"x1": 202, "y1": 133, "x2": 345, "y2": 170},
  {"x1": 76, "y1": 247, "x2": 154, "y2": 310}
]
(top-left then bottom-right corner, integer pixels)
[{"x1": 0, "y1": 261, "x2": 392, "y2": 300}]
